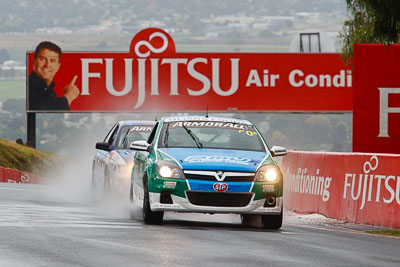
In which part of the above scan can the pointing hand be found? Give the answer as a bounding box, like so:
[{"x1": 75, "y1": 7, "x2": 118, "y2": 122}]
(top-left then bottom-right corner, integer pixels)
[{"x1": 64, "y1": 75, "x2": 80, "y2": 105}]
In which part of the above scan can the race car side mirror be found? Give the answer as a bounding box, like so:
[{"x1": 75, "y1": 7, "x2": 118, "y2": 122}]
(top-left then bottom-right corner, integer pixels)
[
  {"x1": 95, "y1": 142, "x2": 112, "y2": 151},
  {"x1": 270, "y1": 146, "x2": 287, "y2": 157},
  {"x1": 130, "y1": 140, "x2": 150, "y2": 151}
]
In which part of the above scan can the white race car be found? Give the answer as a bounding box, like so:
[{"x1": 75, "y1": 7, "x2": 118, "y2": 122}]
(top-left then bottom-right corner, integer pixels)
[{"x1": 92, "y1": 120, "x2": 155, "y2": 199}]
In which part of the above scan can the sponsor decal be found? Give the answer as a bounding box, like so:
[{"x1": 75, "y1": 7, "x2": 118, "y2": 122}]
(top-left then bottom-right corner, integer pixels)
[
  {"x1": 343, "y1": 155, "x2": 400, "y2": 210},
  {"x1": 129, "y1": 126, "x2": 153, "y2": 132},
  {"x1": 238, "y1": 129, "x2": 258, "y2": 137},
  {"x1": 170, "y1": 121, "x2": 248, "y2": 130},
  {"x1": 213, "y1": 182, "x2": 228, "y2": 192},
  {"x1": 263, "y1": 184, "x2": 275, "y2": 192},
  {"x1": 163, "y1": 181, "x2": 177, "y2": 189},
  {"x1": 286, "y1": 167, "x2": 332, "y2": 202},
  {"x1": 184, "y1": 155, "x2": 252, "y2": 165}
]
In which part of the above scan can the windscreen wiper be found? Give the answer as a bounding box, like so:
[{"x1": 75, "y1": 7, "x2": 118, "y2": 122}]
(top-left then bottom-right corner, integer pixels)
[
  {"x1": 163, "y1": 124, "x2": 169, "y2": 147},
  {"x1": 121, "y1": 129, "x2": 130, "y2": 148},
  {"x1": 182, "y1": 124, "x2": 203, "y2": 148}
]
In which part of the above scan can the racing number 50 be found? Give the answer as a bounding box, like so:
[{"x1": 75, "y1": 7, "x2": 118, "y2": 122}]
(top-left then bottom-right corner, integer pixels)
[{"x1": 238, "y1": 130, "x2": 257, "y2": 137}]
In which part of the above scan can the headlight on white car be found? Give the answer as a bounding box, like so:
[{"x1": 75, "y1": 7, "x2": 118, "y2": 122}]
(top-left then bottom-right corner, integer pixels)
[
  {"x1": 156, "y1": 160, "x2": 185, "y2": 179},
  {"x1": 116, "y1": 162, "x2": 134, "y2": 173},
  {"x1": 110, "y1": 152, "x2": 133, "y2": 173},
  {"x1": 255, "y1": 165, "x2": 280, "y2": 182}
]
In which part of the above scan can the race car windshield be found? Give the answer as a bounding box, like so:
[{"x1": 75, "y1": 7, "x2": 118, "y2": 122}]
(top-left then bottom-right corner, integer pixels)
[
  {"x1": 117, "y1": 125, "x2": 153, "y2": 149},
  {"x1": 159, "y1": 121, "x2": 265, "y2": 151}
]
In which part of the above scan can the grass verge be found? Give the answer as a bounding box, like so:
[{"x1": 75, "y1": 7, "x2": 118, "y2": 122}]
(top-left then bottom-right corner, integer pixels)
[
  {"x1": 0, "y1": 138, "x2": 61, "y2": 177},
  {"x1": 367, "y1": 230, "x2": 400, "y2": 237}
]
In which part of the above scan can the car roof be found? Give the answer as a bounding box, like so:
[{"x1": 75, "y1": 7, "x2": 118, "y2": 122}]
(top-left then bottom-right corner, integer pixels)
[
  {"x1": 161, "y1": 115, "x2": 253, "y2": 125},
  {"x1": 117, "y1": 120, "x2": 156, "y2": 127}
]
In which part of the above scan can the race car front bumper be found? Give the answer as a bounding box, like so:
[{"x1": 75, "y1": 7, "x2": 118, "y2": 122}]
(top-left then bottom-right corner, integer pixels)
[{"x1": 149, "y1": 191, "x2": 282, "y2": 215}]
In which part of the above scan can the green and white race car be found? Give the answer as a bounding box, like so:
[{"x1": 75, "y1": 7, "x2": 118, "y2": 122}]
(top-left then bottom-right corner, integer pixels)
[{"x1": 129, "y1": 115, "x2": 287, "y2": 229}]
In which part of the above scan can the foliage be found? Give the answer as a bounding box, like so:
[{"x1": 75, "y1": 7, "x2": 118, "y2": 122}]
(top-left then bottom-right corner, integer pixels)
[
  {"x1": 0, "y1": 138, "x2": 62, "y2": 176},
  {"x1": 341, "y1": 0, "x2": 400, "y2": 64},
  {"x1": 367, "y1": 230, "x2": 400, "y2": 237}
]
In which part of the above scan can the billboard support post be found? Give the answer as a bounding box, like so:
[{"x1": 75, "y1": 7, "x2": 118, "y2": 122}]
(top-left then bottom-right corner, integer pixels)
[{"x1": 27, "y1": 113, "x2": 36, "y2": 148}]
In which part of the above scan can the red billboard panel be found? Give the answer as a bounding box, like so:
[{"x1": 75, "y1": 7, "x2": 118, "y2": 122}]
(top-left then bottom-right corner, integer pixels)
[
  {"x1": 27, "y1": 28, "x2": 352, "y2": 112},
  {"x1": 353, "y1": 44, "x2": 400, "y2": 153}
]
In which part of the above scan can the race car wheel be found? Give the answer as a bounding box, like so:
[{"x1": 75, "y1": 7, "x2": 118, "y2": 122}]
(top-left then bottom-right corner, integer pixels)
[
  {"x1": 143, "y1": 175, "x2": 163, "y2": 225},
  {"x1": 261, "y1": 210, "x2": 283, "y2": 230}
]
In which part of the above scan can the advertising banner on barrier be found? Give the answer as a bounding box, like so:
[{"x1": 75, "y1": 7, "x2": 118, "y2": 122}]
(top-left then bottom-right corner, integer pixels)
[
  {"x1": 26, "y1": 28, "x2": 352, "y2": 113},
  {"x1": 353, "y1": 44, "x2": 400, "y2": 153},
  {"x1": 282, "y1": 151, "x2": 400, "y2": 228},
  {"x1": 0, "y1": 167, "x2": 41, "y2": 184}
]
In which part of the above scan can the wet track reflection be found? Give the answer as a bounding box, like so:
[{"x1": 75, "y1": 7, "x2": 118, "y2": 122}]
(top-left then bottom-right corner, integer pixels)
[{"x1": 0, "y1": 183, "x2": 399, "y2": 267}]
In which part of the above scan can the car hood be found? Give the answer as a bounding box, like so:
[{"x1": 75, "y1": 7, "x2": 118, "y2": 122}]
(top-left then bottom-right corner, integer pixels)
[{"x1": 157, "y1": 148, "x2": 271, "y2": 172}]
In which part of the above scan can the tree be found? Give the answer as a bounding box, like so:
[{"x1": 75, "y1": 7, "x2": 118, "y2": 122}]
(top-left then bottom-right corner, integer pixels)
[{"x1": 340, "y1": 0, "x2": 400, "y2": 64}]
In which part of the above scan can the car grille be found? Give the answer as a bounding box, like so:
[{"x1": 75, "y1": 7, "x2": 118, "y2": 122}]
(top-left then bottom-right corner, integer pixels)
[
  {"x1": 184, "y1": 170, "x2": 255, "y2": 182},
  {"x1": 186, "y1": 191, "x2": 253, "y2": 207}
]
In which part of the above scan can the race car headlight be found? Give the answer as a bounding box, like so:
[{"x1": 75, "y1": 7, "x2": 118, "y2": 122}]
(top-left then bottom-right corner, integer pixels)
[
  {"x1": 110, "y1": 152, "x2": 133, "y2": 173},
  {"x1": 156, "y1": 160, "x2": 185, "y2": 179},
  {"x1": 255, "y1": 165, "x2": 280, "y2": 182},
  {"x1": 116, "y1": 162, "x2": 134, "y2": 173}
]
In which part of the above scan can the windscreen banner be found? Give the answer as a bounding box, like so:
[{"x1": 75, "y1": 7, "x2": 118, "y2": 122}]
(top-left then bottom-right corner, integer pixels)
[
  {"x1": 353, "y1": 44, "x2": 400, "y2": 154},
  {"x1": 26, "y1": 28, "x2": 352, "y2": 112},
  {"x1": 282, "y1": 150, "x2": 400, "y2": 228}
]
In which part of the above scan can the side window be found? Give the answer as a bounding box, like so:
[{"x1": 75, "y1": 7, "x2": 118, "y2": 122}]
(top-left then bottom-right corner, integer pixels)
[
  {"x1": 103, "y1": 124, "x2": 119, "y2": 144},
  {"x1": 147, "y1": 122, "x2": 159, "y2": 144},
  {"x1": 108, "y1": 125, "x2": 119, "y2": 146}
]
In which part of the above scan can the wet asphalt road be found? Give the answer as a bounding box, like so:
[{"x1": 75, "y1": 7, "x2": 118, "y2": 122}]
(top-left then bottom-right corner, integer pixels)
[{"x1": 0, "y1": 182, "x2": 399, "y2": 267}]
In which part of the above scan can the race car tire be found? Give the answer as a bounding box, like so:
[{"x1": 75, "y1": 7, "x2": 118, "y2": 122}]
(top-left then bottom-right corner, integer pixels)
[
  {"x1": 143, "y1": 175, "x2": 163, "y2": 225},
  {"x1": 261, "y1": 210, "x2": 283, "y2": 230}
]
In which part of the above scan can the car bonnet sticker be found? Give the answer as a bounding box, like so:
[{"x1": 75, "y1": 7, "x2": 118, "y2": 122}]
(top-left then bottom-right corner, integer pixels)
[{"x1": 184, "y1": 155, "x2": 252, "y2": 165}]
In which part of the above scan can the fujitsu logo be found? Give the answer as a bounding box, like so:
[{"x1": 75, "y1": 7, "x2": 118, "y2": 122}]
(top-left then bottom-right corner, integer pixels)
[
  {"x1": 343, "y1": 155, "x2": 400, "y2": 210},
  {"x1": 134, "y1": 32, "x2": 169, "y2": 58},
  {"x1": 79, "y1": 29, "x2": 240, "y2": 109}
]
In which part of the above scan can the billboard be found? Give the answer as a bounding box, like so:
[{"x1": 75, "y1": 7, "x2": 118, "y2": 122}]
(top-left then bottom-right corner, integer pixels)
[
  {"x1": 353, "y1": 44, "x2": 400, "y2": 153},
  {"x1": 27, "y1": 28, "x2": 352, "y2": 113}
]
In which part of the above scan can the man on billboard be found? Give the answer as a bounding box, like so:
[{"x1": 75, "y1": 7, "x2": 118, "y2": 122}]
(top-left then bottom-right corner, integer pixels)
[{"x1": 29, "y1": 41, "x2": 79, "y2": 110}]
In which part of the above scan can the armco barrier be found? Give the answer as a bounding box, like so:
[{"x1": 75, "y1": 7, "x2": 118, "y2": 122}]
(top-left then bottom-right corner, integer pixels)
[
  {"x1": 0, "y1": 166, "x2": 41, "y2": 184},
  {"x1": 281, "y1": 151, "x2": 400, "y2": 228}
]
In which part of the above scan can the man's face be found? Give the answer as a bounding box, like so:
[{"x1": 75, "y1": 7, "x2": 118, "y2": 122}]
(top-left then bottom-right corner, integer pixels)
[{"x1": 33, "y1": 48, "x2": 60, "y2": 85}]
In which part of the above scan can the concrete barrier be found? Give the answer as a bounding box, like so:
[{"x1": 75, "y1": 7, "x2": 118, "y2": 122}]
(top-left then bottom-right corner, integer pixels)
[{"x1": 281, "y1": 151, "x2": 400, "y2": 228}]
